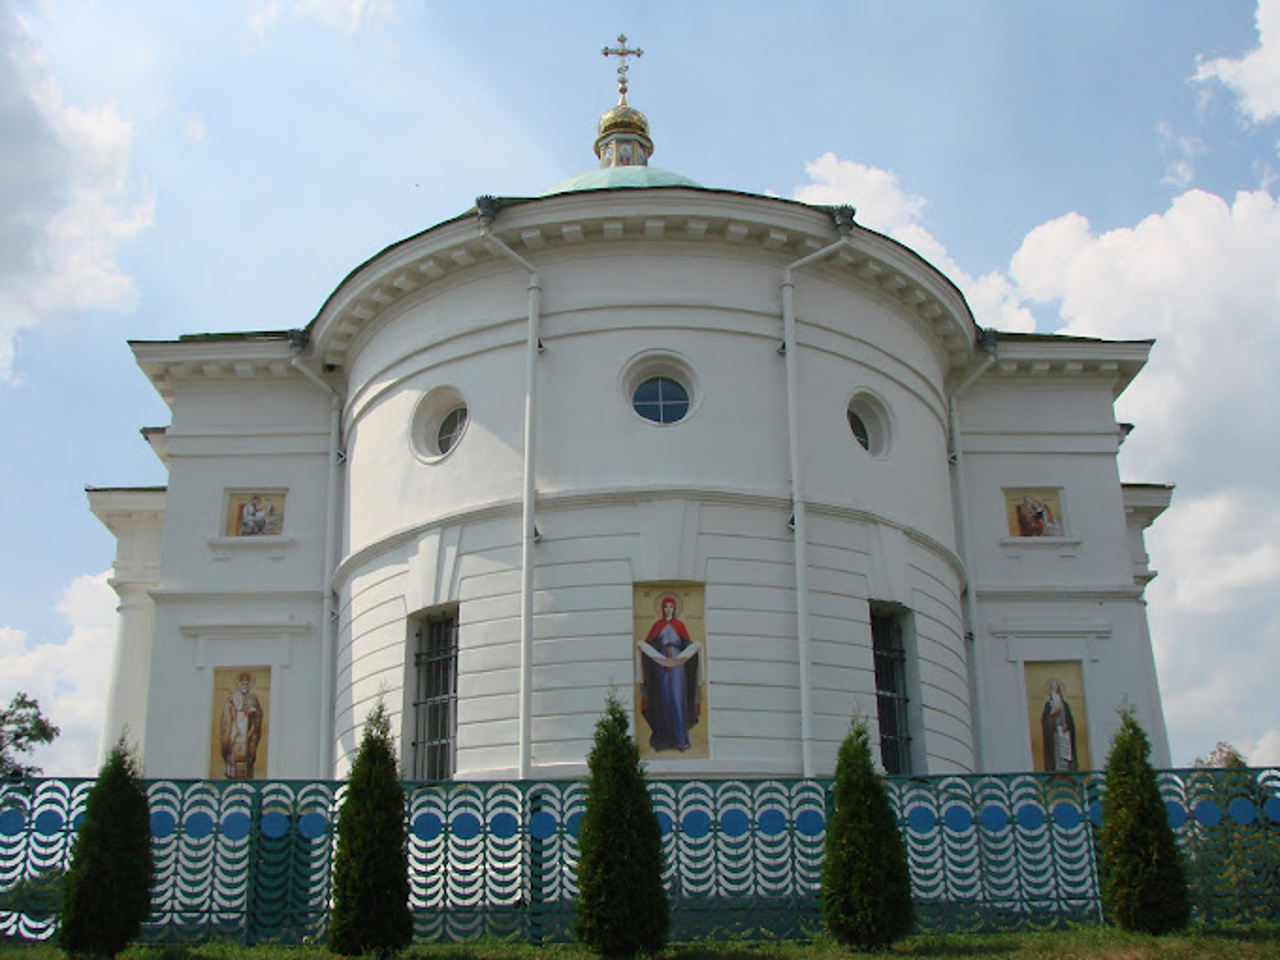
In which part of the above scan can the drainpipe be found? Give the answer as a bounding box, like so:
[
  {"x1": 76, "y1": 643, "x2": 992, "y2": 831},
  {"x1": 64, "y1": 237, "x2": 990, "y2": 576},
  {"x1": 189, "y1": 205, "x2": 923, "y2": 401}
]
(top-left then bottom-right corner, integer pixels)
[
  {"x1": 477, "y1": 196, "x2": 541, "y2": 780},
  {"x1": 947, "y1": 332, "x2": 996, "y2": 772},
  {"x1": 782, "y1": 205, "x2": 856, "y2": 779},
  {"x1": 290, "y1": 339, "x2": 343, "y2": 777}
]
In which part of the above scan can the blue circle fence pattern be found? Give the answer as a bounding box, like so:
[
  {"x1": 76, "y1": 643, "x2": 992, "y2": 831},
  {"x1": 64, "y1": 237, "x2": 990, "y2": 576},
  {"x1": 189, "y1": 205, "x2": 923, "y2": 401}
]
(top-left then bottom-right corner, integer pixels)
[{"x1": 2, "y1": 768, "x2": 1279, "y2": 943}]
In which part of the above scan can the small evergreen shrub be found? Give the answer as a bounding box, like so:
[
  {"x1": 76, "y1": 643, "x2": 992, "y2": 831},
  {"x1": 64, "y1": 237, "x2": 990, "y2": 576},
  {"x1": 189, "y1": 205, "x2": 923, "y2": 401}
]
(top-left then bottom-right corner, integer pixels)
[
  {"x1": 574, "y1": 692, "x2": 668, "y2": 959},
  {"x1": 820, "y1": 718, "x2": 914, "y2": 950},
  {"x1": 329, "y1": 701, "x2": 413, "y2": 957},
  {"x1": 1099, "y1": 708, "x2": 1190, "y2": 934},
  {"x1": 59, "y1": 739, "x2": 154, "y2": 959}
]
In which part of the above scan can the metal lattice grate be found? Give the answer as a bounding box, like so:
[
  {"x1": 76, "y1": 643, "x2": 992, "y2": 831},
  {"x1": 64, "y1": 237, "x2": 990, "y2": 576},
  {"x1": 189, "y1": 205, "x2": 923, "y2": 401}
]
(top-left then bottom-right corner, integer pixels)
[{"x1": 3, "y1": 769, "x2": 1279, "y2": 943}]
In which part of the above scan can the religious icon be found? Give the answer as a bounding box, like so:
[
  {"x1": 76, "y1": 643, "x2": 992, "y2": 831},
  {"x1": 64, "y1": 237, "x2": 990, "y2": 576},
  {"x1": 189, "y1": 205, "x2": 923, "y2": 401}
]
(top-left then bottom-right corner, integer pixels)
[
  {"x1": 209, "y1": 667, "x2": 270, "y2": 779},
  {"x1": 634, "y1": 583, "x2": 708, "y2": 759},
  {"x1": 1024, "y1": 661, "x2": 1090, "y2": 772},
  {"x1": 1004, "y1": 488, "x2": 1064, "y2": 537},
  {"x1": 224, "y1": 489, "x2": 286, "y2": 537}
]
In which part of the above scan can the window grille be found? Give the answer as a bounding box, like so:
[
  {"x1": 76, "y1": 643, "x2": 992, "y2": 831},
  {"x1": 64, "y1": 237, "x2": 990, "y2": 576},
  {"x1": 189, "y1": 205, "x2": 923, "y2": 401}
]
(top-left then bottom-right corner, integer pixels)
[
  {"x1": 871, "y1": 607, "x2": 912, "y2": 775},
  {"x1": 412, "y1": 613, "x2": 458, "y2": 781}
]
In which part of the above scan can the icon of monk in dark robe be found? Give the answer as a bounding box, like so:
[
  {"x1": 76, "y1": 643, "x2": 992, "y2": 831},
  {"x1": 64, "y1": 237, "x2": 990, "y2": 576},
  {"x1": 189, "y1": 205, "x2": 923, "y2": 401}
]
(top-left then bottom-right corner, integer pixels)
[
  {"x1": 1041, "y1": 678, "x2": 1078, "y2": 771},
  {"x1": 637, "y1": 596, "x2": 701, "y2": 752}
]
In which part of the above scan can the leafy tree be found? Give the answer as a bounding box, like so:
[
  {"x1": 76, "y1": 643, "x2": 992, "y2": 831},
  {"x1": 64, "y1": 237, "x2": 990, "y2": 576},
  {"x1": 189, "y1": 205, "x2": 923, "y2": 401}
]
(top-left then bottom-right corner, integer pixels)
[
  {"x1": 574, "y1": 692, "x2": 668, "y2": 959},
  {"x1": 0, "y1": 692, "x2": 60, "y2": 776},
  {"x1": 58, "y1": 738, "x2": 154, "y2": 959},
  {"x1": 1194, "y1": 741, "x2": 1247, "y2": 769},
  {"x1": 329, "y1": 701, "x2": 413, "y2": 957},
  {"x1": 820, "y1": 718, "x2": 914, "y2": 950},
  {"x1": 1099, "y1": 709, "x2": 1190, "y2": 934},
  {"x1": 1188, "y1": 741, "x2": 1268, "y2": 919}
]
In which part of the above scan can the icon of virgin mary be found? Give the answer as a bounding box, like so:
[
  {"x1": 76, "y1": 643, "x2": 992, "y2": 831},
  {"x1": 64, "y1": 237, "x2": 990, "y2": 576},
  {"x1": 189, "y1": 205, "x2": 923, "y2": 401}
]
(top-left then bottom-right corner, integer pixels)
[{"x1": 637, "y1": 595, "x2": 702, "y2": 751}]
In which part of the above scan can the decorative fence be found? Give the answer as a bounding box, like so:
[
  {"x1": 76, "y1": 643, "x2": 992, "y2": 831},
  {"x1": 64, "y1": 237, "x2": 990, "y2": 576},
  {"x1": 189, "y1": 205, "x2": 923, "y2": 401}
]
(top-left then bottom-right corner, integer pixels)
[{"x1": 2, "y1": 769, "x2": 1278, "y2": 944}]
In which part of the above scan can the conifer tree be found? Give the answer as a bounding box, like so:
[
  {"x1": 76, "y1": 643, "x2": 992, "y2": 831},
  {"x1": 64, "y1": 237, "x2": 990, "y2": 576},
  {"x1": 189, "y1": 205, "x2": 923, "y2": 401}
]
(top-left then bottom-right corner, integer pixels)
[
  {"x1": 574, "y1": 692, "x2": 668, "y2": 959},
  {"x1": 329, "y1": 701, "x2": 413, "y2": 957},
  {"x1": 1099, "y1": 708, "x2": 1190, "y2": 934},
  {"x1": 58, "y1": 738, "x2": 154, "y2": 959},
  {"x1": 820, "y1": 718, "x2": 914, "y2": 950}
]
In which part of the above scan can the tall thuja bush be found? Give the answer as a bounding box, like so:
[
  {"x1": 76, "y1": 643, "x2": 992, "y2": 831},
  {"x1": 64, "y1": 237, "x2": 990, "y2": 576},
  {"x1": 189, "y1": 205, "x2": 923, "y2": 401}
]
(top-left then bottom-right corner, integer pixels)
[
  {"x1": 59, "y1": 738, "x2": 154, "y2": 959},
  {"x1": 575, "y1": 692, "x2": 668, "y2": 959},
  {"x1": 820, "y1": 718, "x2": 914, "y2": 950},
  {"x1": 1100, "y1": 709, "x2": 1190, "y2": 934},
  {"x1": 329, "y1": 701, "x2": 413, "y2": 957}
]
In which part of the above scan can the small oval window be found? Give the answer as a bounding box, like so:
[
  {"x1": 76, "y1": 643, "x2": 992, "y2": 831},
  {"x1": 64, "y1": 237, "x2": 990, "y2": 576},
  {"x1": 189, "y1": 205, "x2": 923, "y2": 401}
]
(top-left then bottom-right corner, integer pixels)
[
  {"x1": 633, "y1": 376, "x2": 690, "y2": 424},
  {"x1": 847, "y1": 409, "x2": 871, "y2": 451},
  {"x1": 411, "y1": 385, "x2": 470, "y2": 462},
  {"x1": 847, "y1": 392, "x2": 891, "y2": 456},
  {"x1": 436, "y1": 406, "x2": 468, "y2": 454}
]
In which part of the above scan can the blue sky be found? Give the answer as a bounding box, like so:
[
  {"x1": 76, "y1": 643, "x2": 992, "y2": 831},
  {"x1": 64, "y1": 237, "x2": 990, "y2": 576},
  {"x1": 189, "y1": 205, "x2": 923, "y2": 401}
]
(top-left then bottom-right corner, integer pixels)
[{"x1": 2, "y1": 0, "x2": 1278, "y2": 774}]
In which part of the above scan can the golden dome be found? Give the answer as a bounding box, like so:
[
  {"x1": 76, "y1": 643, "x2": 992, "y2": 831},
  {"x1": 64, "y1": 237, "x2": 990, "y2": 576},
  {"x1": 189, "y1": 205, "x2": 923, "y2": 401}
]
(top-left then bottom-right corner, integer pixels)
[{"x1": 597, "y1": 98, "x2": 650, "y2": 139}]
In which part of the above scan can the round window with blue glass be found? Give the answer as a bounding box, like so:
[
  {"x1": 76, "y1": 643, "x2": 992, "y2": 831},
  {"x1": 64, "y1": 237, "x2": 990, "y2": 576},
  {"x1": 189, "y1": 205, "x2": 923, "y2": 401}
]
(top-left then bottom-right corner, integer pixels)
[
  {"x1": 633, "y1": 376, "x2": 689, "y2": 424},
  {"x1": 620, "y1": 351, "x2": 699, "y2": 427}
]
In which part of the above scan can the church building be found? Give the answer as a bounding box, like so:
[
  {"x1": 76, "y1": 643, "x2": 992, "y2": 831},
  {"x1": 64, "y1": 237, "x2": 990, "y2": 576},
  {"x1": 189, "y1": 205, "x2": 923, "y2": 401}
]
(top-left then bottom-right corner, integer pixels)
[{"x1": 89, "y1": 40, "x2": 1173, "y2": 783}]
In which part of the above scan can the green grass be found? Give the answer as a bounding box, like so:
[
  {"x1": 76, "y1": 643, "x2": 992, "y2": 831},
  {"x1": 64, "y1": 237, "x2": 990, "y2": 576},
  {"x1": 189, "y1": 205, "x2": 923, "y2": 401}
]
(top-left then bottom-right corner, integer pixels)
[{"x1": 4, "y1": 926, "x2": 1280, "y2": 960}]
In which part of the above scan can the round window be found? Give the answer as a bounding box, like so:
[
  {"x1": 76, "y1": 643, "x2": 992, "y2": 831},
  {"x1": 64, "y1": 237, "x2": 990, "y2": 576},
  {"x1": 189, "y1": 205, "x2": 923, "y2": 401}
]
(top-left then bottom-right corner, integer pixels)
[
  {"x1": 620, "y1": 351, "x2": 699, "y2": 427},
  {"x1": 847, "y1": 392, "x2": 891, "y2": 456},
  {"x1": 411, "y1": 386, "x2": 469, "y2": 461},
  {"x1": 847, "y1": 409, "x2": 871, "y2": 450},
  {"x1": 633, "y1": 376, "x2": 690, "y2": 424},
  {"x1": 436, "y1": 406, "x2": 468, "y2": 454}
]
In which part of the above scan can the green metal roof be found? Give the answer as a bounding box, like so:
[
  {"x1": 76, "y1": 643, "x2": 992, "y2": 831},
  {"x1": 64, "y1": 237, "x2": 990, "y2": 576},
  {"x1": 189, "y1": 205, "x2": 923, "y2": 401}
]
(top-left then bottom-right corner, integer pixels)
[{"x1": 541, "y1": 166, "x2": 703, "y2": 196}]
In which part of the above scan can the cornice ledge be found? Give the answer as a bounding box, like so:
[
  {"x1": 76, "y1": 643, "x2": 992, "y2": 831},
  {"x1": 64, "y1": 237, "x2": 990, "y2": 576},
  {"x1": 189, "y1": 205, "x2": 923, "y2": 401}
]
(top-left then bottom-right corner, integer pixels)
[
  {"x1": 537, "y1": 484, "x2": 790, "y2": 514},
  {"x1": 332, "y1": 485, "x2": 965, "y2": 588},
  {"x1": 178, "y1": 620, "x2": 313, "y2": 639},
  {"x1": 988, "y1": 617, "x2": 1112, "y2": 638},
  {"x1": 335, "y1": 500, "x2": 524, "y2": 587},
  {"x1": 1122, "y1": 483, "x2": 1175, "y2": 526},
  {"x1": 311, "y1": 193, "x2": 978, "y2": 371},
  {"x1": 208, "y1": 535, "x2": 298, "y2": 560},
  {"x1": 132, "y1": 341, "x2": 325, "y2": 407},
  {"x1": 88, "y1": 489, "x2": 168, "y2": 527},
  {"x1": 150, "y1": 590, "x2": 325, "y2": 603},
  {"x1": 807, "y1": 500, "x2": 964, "y2": 579},
  {"x1": 989, "y1": 339, "x2": 1153, "y2": 398},
  {"x1": 977, "y1": 586, "x2": 1144, "y2": 602}
]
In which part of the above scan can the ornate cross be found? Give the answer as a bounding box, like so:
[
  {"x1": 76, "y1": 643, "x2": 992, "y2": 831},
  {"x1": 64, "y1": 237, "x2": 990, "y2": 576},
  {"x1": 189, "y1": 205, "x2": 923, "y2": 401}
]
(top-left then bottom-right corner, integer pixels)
[{"x1": 602, "y1": 34, "x2": 643, "y2": 99}]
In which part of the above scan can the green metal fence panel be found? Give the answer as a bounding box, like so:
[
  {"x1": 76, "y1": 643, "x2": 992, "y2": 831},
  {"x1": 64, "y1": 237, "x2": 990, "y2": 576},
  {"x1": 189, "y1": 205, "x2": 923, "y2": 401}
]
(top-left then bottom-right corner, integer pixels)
[{"x1": 3, "y1": 769, "x2": 1278, "y2": 944}]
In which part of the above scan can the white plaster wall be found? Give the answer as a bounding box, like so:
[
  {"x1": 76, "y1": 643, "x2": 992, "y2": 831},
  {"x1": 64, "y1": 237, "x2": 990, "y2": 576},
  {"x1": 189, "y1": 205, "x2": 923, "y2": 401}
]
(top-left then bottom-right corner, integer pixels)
[
  {"x1": 336, "y1": 497, "x2": 970, "y2": 779},
  {"x1": 957, "y1": 374, "x2": 1172, "y2": 771},
  {"x1": 343, "y1": 244, "x2": 959, "y2": 552},
  {"x1": 139, "y1": 377, "x2": 332, "y2": 778},
  {"x1": 91, "y1": 494, "x2": 165, "y2": 762},
  {"x1": 103, "y1": 192, "x2": 1173, "y2": 782},
  {"x1": 333, "y1": 228, "x2": 971, "y2": 779}
]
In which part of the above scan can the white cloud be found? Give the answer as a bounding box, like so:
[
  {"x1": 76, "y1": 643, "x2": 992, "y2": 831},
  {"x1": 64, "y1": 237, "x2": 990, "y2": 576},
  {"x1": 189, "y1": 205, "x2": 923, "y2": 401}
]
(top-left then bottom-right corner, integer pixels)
[
  {"x1": 792, "y1": 146, "x2": 1280, "y2": 765},
  {"x1": 246, "y1": 0, "x2": 392, "y2": 46},
  {"x1": 0, "y1": 13, "x2": 153, "y2": 383},
  {"x1": 793, "y1": 153, "x2": 928, "y2": 232},
  {"x1": 1152, "y1": 488, "x2": 1280, "y2": 614},
  {"x1": 1239, "y1": 726, "x2": 1280, "y2": 765},
  {"x1": 0, "y1": 571, "x2": 117, "y2": 777},
  {"x1": 1196, "y1": 0, "x2": 1280, "y2": 124},
  {"x1": 790, "y1": 153, "x2": 1037, "y2": 332},
  {"x1": 1009, "y1": 188, "x2": 1280, "y2": 488},
  {"x1": 1157, "y1": 121, "x2": 1204, "y2": 189},
  {"x1": 1007, "y1": 185, "x2": 1280, "y2": 764}
]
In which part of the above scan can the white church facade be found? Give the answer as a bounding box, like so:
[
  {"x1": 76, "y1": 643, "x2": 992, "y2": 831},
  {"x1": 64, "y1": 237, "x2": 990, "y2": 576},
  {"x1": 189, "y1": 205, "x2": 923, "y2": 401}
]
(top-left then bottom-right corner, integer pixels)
[{"x1": 89, "y1": 54, "x2": 1173, "y2": 783}]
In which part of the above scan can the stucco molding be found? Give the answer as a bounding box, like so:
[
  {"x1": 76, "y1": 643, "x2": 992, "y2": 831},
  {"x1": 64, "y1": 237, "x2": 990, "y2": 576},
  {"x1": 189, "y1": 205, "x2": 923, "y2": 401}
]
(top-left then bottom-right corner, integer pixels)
[
  {"x1": 334, "y1": 485, "x2": 966, "y2": 590},
  {"x1": 305, "y1": 189, "x2": 979, "y2": 373}
]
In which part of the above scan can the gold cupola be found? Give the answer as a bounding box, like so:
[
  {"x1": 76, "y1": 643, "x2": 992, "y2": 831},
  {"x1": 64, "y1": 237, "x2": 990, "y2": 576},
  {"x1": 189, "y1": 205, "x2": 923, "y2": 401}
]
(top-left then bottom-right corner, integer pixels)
[{"x1": 595, "y1": 35, "x2": 654, "y2": 169}]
